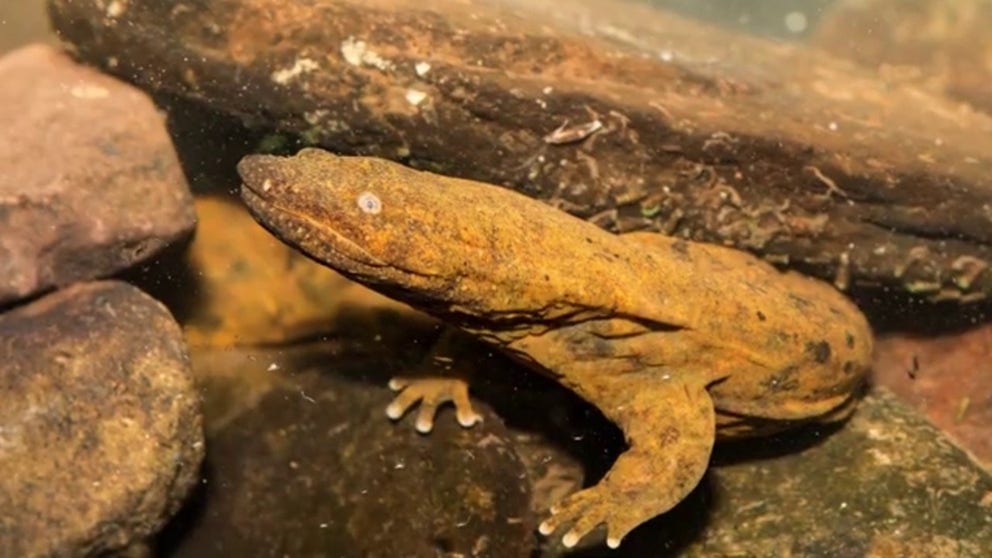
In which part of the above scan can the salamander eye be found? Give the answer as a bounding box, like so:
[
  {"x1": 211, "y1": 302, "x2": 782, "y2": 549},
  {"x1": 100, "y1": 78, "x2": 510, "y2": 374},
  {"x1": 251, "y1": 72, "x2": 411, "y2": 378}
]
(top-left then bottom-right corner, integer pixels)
[{"x1": 357, "y1": 191, "x2": 382, "y2": 215}]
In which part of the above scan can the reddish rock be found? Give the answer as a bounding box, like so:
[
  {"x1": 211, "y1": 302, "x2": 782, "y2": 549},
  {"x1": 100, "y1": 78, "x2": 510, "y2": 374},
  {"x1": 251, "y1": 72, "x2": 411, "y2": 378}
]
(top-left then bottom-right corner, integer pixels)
[
  {"x1": 0, "y1": 43, "x2": 195, "y2": 305},
  {"x1": 874, "y1": 325, "x2": 992, "y2": 469},
  {"x1": 0, "y1": 281, "x2": 204, "y2": 557}
]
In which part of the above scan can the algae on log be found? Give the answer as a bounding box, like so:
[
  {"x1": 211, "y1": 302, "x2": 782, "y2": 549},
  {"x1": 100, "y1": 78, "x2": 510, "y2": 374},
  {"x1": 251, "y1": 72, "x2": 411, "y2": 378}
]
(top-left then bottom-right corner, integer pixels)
[{"x1": 49, "y1": 0, "x2": 992, "y2": 303}]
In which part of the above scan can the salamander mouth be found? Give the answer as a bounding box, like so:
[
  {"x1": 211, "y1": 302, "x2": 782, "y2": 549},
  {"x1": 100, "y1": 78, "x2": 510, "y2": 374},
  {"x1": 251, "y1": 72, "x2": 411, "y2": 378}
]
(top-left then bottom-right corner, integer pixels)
[
  {"x1": 237, "y1": 155, "x2": 288, "y2": 200},
  {"x1": 240, "y1": 186, "x2": 286, "y2": 228},
  {"x1": 239, "y1": 174, "x2": 268, "y2": 198},
  {"x1": 240, "y1": 185, "x2": 387, "y2": 270}
]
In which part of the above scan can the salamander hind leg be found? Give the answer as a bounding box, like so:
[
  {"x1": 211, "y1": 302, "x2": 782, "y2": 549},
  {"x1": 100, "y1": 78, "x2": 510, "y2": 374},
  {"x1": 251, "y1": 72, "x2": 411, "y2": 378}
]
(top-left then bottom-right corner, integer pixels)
[
  {"x1": 539, "y1": 379, "x2": 716, "y2": 549},
  {"x1": 385, "y1": 329, "x2": 483, "y2": 434}
]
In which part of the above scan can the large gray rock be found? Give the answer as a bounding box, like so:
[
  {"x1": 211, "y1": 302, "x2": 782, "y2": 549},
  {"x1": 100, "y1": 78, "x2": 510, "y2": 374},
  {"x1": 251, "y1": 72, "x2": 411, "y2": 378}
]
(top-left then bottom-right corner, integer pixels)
[
  {"x1": 0, "y1": 43, "x2": 195, "y2": 305},
  {"x1": 0, "y1": 280, "x2": 204, "y2": 557}
]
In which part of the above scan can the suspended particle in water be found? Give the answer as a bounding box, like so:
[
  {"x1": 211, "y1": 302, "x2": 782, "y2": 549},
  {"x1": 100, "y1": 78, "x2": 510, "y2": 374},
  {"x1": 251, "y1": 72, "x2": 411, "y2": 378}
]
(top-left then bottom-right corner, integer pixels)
[
  {"x1": 357, "y1": 191, "x2": 382, "y2": 214},
  {"x1": 907, "y1": 354, "x2": 919, "y2": 380},
  {"x1": 784, "y1": 11, "x2": 808, "y2": 34}
]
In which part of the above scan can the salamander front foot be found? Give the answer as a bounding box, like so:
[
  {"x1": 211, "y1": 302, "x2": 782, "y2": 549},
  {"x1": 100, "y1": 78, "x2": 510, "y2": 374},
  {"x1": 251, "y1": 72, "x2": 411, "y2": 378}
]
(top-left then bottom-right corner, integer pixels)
[
  {"x1": 536, "y1": 446, "x2": 699, "y2": 549},
  {"x1": 385, "y1": 376, "x2": 482, "y2": 433}
]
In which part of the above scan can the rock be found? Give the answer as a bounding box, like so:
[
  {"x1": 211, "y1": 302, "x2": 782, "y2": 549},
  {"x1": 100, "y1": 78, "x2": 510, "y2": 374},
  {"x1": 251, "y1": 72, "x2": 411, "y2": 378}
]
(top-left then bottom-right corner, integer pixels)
[
  {"x1": 168, "y1": 341, "x2": 534, "y2": 558},
  {"x1": 814, "y1": 0, "x2": 992, "y2": 115},
  {"x1": 48, "y1": 0, "x2": 992, "y2": 303},
  {"x1": 499, "y1": 377, "x2": 992, "y2": 555},
  {"x1": 178, "y1": 195, "x2": 413, "y2": 348},
  {"x1": 621, "y1": 388, "x2": 992, "y2": 556},
  {"x1": 0, "y1": 43, "x2": 195, "y2": 305},
  {"x1": 0, "y1": 280, "x2": 204, "y2": 557},
  {"x1": 158, "y1": 329, "x2": 992, "y2": 556},
  {"x1": 873, "y1": 324, "x2": 992, "y2": 469}
]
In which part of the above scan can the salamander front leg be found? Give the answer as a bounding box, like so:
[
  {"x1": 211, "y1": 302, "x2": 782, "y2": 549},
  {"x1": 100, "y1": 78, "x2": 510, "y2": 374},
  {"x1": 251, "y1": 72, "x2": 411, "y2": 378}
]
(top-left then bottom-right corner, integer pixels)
[
  {"x1": 539, "y1": 378, "x2": 715, "y2": 549},
  {"x1": 385, "y1": 329, "x2": 483, "y2": 434},
  {"x1": 386, "y1": 375, "x2": 481, "y2": 433}
]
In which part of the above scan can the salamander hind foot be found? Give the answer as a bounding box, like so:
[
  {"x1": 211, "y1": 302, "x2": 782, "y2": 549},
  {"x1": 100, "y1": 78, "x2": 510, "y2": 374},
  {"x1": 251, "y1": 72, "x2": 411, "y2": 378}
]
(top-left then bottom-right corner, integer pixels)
[
  {"x1": 539, "y1": 380, "x2": 716, "y2": 549},
  {"x1": 386, "y1": 376, "x2": 482, "y2": 434}
]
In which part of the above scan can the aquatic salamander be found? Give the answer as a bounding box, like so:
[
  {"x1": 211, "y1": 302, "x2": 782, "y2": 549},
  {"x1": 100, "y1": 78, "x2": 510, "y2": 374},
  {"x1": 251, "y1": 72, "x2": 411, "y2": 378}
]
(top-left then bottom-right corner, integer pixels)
[{"x1": 239, "y1": 148, "x2": 873, "y2": 549}]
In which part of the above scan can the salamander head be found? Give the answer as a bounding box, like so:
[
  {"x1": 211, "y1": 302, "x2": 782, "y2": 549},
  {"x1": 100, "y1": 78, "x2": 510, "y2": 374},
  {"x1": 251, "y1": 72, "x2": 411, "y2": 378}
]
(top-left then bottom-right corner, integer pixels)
[
  {"x1": 240, "y1": 148, "x2": 635, "y2": 328},
  {"x1": 238, "y1": 149, "x2": 480, "y2": 303}
]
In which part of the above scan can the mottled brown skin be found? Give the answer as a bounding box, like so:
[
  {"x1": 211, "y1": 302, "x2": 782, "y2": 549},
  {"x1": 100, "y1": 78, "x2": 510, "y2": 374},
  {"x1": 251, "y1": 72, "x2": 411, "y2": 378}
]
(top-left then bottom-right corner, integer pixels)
[{"x1": 238, "y1": 148, "x2": 874, "y2": 549}]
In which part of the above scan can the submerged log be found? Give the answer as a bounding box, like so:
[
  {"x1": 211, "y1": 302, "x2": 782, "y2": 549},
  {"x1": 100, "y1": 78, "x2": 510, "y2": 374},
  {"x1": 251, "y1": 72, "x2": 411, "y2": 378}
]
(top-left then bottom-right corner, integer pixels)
[{"x1": 48, "y1": 0, "x2": 992, "y2": 303}]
